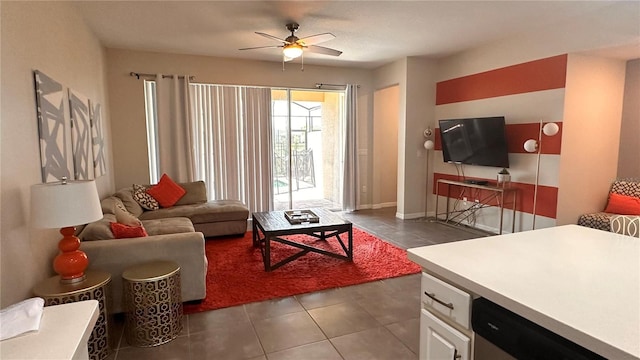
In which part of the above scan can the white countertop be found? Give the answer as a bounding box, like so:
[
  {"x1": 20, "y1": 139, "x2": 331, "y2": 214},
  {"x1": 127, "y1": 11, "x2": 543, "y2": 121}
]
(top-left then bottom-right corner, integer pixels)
[
  {"x1": 0, "y1": 300, "x2": 99, "y2": 359},
  {"x1": 407, "y1": 225, "x2": 640, "y2": 360}
]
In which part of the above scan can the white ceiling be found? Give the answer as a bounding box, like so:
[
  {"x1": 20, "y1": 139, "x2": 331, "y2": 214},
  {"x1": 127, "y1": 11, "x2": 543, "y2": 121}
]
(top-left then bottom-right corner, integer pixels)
[{"x1": 75, "y1": 1, "x2": 640, "y2": 69}]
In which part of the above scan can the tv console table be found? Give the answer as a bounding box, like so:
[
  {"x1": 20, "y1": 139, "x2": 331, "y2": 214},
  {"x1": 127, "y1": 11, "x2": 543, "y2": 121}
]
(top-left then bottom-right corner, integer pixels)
[{"x1": 435, "y1": 179, "x2": 517, "y2": 234}]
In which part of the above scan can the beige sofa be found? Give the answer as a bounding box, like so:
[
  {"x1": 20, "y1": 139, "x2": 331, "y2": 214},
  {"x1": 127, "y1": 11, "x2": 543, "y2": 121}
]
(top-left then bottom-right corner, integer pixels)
[{"x1": 79, "y1": 181, "x2": 249, "y2": 313}]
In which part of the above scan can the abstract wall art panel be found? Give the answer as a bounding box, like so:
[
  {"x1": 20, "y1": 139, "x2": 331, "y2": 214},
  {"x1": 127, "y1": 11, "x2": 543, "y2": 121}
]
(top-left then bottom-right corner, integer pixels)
[
  {"x1": 69, "y1": 89, "x2": 94, "y2": 180},
  {"x1": 34, "y1": 70, "x2": 71, "y2": 183},
  {"x1": 90, "y1": 101, "x2": 107, "y2": 177}
]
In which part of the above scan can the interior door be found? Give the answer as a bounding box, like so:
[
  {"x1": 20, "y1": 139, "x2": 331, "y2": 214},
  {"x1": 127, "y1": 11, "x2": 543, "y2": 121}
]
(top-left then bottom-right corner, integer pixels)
[{"x1": 271, "y1": 89, "x2": 344, "y2": 211}]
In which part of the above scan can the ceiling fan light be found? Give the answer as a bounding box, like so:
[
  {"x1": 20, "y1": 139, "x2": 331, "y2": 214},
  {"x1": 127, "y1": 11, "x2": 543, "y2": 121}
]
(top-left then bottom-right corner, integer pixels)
[{"x1": 283, "y1": 44, "x2": 303, "y2": 59}]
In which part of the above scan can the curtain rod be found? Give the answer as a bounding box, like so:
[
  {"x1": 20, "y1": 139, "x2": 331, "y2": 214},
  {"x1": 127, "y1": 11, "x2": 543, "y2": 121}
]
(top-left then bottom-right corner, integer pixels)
[
  {"x1": 315, "y1": 83, "x2": 360, "y2": 89},
  {"x1": 129, "y1": 72, "x2": 195, "y2": 81}
]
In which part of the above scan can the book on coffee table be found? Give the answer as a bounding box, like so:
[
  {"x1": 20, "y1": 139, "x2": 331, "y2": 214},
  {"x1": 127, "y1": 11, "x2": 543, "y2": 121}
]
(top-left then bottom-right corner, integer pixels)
[{"x1": 284, "y1": 210, "x2": 320, "y2": 224}]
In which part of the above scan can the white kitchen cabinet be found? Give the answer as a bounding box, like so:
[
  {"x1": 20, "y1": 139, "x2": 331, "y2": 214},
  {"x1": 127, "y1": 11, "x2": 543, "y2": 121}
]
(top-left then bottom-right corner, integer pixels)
[
  {"x1": 420, "y1": 308, "x2": 470, "y2": 360},
  {"x1": 421, "y1": 272, "x2": 471, "y2": 329},
  {"x1": 408, "y1": 225, "x2": 640, "y2": 360}
]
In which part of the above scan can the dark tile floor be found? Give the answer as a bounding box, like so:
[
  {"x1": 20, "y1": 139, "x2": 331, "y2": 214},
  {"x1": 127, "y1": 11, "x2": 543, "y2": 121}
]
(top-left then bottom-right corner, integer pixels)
[{"x1": 107, "y1": 208, "x2": 483, "y2": 360}]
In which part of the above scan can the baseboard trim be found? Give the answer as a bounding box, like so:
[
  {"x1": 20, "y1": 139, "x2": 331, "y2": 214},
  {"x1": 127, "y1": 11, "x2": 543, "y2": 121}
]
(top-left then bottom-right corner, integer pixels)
[{"x1": 372, "y1": 202, "x2": 397, "y2": 210}]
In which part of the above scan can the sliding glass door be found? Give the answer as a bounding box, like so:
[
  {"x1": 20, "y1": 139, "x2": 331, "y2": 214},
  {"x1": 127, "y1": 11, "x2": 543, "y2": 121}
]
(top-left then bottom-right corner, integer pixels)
[{"x1": 271, "y1": 89, "x2": 345, "y2": 211}]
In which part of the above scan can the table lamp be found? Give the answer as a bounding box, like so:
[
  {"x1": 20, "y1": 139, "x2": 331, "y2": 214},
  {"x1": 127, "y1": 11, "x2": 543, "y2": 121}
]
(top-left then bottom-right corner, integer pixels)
[{"x1": 31, "y1": 178, "x2": 103, "y2": 283}]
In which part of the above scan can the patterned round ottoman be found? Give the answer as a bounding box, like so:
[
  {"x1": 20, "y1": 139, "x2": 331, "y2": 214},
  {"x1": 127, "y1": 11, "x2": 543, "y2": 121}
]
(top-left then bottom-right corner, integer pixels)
[{"x1": 122, "y1": 260, "x2": 183, "y2": 347}]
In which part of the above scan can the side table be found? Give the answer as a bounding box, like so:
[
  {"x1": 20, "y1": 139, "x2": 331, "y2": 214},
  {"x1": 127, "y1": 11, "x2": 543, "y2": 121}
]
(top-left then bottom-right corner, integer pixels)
[
  {"x1": 122, "y1": 260, "x2": 183, "y2": 347},
  {"x1": 33, "y1": 270, "x2": 111, "y2": 360}
]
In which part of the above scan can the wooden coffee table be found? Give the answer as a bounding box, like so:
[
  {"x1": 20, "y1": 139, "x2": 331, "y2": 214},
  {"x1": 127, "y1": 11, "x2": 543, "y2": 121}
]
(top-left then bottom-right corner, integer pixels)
[{"x1": 252, "y1": 208, "x2": 353, "y2": 271}]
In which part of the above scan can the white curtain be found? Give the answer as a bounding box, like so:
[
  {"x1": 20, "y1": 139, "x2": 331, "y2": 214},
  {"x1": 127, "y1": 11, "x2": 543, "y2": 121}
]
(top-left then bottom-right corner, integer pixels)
[
  {"x1": 143, "y1": 80, "x2": 159, "y2": 183},
  {"x1": 242, "y1": 87, "x2": 273, "y2": 212},
  {"x1": 153, "y1": 74, "x2": 196, "y2": 183},
  {"x1": 342, "y1": 84, "x2": 358, "y2": 211},
  {"x1": 190, "y1": 84, "x2": 272, "y2": 212}
]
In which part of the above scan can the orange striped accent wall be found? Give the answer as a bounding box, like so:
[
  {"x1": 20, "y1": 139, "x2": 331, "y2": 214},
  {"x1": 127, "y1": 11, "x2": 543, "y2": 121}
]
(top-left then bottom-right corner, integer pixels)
[
  {"x1": 434, "y1": 122, "x2": 563, "y2": 154},
  {"x1": 506, "y1": 123, "x2": 562, "y2": 154},
  {"x1": 436, "y1": 54, "x2": 568, "y2": 105},
  {"x1": 434, "y1": 55, "x2": 568, "y2": 222}
]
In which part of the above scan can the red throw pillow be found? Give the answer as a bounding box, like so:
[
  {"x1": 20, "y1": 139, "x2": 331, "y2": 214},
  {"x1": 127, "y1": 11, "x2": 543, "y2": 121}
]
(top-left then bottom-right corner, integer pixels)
[
  {"x1": 604, "y1": 193, "x2": 640, "y2": 215},
  {"x1": 146, "y1": 174, "x2": 186, "y2": 208},
  {"x1": 110, "y1": 222, "x2": 148, "y2": 239}
]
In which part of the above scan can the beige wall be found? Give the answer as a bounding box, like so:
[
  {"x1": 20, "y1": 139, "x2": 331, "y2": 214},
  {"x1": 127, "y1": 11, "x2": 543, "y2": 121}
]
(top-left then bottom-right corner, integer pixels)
[
  {"x1": 1, "y1": 2, "x2": 113, "y2": 307},
  {"x1": 557, "y1": 55, "x2": 626, "y2": 224},
  {"x1": 106, "y1": 49, "x2": 374, "y2": 195},
  {"x1": 372, "y1": 85, "x2": 399, "y2": 208},
  {"x1": 404, "y1": 57, "x2": 437, "y2": 218},
  {"x1": 618, "y1": 59, "x2": 640, "y2": 178},
  {"x1": 370, "y1": 57, "x2": 439, "y2": 219}
]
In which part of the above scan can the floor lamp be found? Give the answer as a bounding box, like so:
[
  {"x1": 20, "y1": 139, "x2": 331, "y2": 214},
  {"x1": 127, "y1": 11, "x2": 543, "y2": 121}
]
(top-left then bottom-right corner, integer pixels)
[
  {"x1": 423, "y1": 128, "x2": 435, "y2": 218},
  {"x1": 523, "y1": 121, "x2": 559, "y2": 230}
]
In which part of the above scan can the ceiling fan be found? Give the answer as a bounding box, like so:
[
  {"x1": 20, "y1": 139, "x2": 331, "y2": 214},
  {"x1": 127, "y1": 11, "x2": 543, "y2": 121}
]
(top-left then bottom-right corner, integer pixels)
[{"x1": 239, "y1": 23, "x2": 342, "y2": 62}]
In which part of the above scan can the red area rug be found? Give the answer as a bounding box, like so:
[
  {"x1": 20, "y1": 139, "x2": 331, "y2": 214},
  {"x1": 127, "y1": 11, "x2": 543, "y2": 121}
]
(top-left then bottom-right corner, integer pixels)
[{"x1": 184, "y1": 227, "x2": 420, "y2": 314}]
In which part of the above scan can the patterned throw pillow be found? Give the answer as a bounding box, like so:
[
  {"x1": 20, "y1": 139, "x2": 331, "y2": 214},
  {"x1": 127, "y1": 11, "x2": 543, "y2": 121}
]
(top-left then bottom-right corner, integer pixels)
[
  {"x1": 146, "y1": 174, "x2": 186, "y2": 208},
  {"x1": 133, "y1": 184, "x2": 160, "y2": 210},
  {"x1": 110, "y1": 222, "x2": 148, "y2": 239}
]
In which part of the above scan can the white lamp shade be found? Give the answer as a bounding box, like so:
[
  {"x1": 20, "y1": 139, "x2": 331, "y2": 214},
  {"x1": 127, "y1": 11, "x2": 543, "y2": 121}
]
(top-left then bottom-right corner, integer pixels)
[
  {"x1": 523, "y1": 139, "x2": 538, "y2": 153},
  {"x1": 423, "y1": 140, "x2": 435, "y2": 150},
  {"x1": 283, "y1": 44, "x2": 303, "y2": 59},
  {"x1": 542, "y1": 122, "x2": 560, "y2": 136},
  {"x1": 31, "y1": 180, "x2": 103, "y2": 228}
]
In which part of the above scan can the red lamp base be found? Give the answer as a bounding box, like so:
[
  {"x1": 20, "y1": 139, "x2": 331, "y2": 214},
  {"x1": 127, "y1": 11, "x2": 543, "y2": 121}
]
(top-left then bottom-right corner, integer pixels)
[{"x1": 53, "y1": 227, "x2": 88, "y2": 284}]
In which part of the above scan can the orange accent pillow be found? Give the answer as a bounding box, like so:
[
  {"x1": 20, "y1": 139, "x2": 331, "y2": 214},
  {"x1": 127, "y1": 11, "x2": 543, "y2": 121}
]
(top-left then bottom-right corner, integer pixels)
[
  {"x1": 110, "y1": 222, "x2": 148, "y2": 239},
  {"x1": 604, "y1": 193, "x2": 640, "y2": 215},
  {"x1": 146, "y1": 174, "x2": 186, "y2": 208}
]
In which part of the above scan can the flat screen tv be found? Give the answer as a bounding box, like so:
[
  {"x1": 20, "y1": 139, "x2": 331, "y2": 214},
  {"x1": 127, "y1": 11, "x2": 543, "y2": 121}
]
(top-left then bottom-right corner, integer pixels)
[{"x1": 439, "y1": 116, "x2": 510, "y2": 168}]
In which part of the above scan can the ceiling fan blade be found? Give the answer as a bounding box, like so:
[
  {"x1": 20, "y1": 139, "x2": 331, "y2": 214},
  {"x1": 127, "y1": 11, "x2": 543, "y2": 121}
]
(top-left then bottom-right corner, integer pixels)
[
  {"x1": 307, "y1": 45, "x2": 342, "y2": 57},
  {"x1": 298, "y1": 33, "x2": 335, "y2": 46},
  {"x1": 255, "y1": 32, "x2": 291, "y2": 44},
  {"x1": 239, "y1": 45, "x2": 282, "y2": 51}
]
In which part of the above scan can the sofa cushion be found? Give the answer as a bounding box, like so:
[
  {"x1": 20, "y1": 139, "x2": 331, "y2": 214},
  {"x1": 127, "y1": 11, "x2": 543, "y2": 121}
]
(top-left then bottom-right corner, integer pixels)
[
  {"x1": 147, "y1": 174, "x2": 186, "y2": 208},
  {"x1": 133, "y1": 184, "x2": 160, "y2": 210},
  {"x1": 138, "y1": 200, "x2": 249, "y2": 224},
  {"x1": 79, "y1": 214, "x2": 117, "y2": 241},
  {"x1": 142, "y1": 217, "x2": 195, "y2": 236},
  {"x1": 114, "y1": 202, "x2": 142, "y2": 226},
  {"x1": 611, "y1": 179, "x2": 640, "y2": 197},
  {"x1": 100, "y1": 196, "x2": 120, "y2": 215},
  {"x1": 175, "y1": 181, "x2": 208, "y2": 206},
  {"x1": 577, "y1": 212, "x2": 612, "y2": 231},
  {"x1": 115, "y1": 187, "x2": 144, "y2": 217},
  {"x1": 194, "y1": 220, "x2": 247, "y2": 237},
  {"x1": 110, "y1": 222, "x2": 148, "y2": 238}
]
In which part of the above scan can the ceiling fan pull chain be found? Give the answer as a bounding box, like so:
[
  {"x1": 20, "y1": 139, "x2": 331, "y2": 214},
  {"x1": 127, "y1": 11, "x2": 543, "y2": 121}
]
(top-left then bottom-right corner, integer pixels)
[{"x1": 301, "y1": 52, "x2": 304, "y2": 72}]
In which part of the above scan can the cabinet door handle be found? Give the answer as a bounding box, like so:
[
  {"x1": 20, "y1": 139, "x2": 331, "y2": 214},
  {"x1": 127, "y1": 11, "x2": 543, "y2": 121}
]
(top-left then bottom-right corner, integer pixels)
[
  {"x1": 424, "y1": 291, "x2": 454, "y2": 310},
  {"x1": 453, "y1": 349, "x2": 461, "y2": 359}
]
